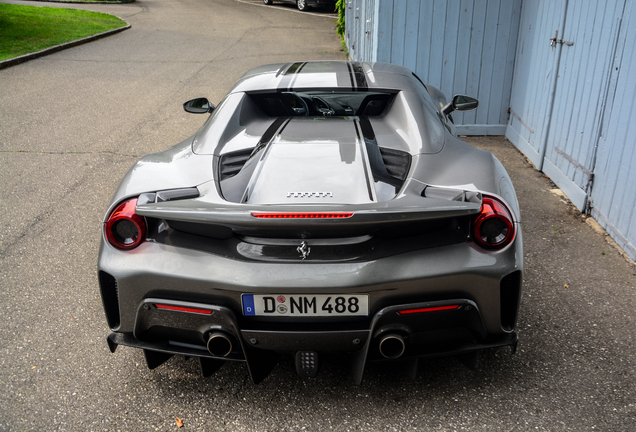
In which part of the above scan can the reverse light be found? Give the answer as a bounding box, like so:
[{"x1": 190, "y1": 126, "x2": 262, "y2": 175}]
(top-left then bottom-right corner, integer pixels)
[
  {"x1": 252, "y1": 212, "x2": 354, "y2": 219},
  {"x1": 473, "y1": 196, "x2": 515, "y2": 250},
  {"x1": 105, "y1": 198, "x2": 147, "y2": 250}
]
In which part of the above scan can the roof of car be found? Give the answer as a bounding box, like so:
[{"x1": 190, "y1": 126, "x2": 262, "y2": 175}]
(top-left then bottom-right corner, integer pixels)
[{"x1": 230, "y1": 61, "x2": 418, "y2": 93}]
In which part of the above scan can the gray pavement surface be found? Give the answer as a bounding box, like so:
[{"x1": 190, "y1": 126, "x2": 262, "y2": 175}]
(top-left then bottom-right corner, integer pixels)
[{"x1": 0, "y1": 0, "x2": 635, "y2": 430}]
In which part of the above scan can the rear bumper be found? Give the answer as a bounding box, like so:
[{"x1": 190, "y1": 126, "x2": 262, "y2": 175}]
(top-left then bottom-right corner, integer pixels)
[
  {"x1": 107, "y1": 297, "x2": 518, "y2": 384},
  {"x1": 99, "y1": 227, "x2": 522, "y2": 383},
  {"x1": 98, "y1": 234, "x2": 523, "y2": 336}
]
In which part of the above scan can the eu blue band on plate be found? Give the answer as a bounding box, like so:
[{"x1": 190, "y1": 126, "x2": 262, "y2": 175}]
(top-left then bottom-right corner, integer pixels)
[{"x1": 242, "y1": 294, "x2": 255, "y2": 316}]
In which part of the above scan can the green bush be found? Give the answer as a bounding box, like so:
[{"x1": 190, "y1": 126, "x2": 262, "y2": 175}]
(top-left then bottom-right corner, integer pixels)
[{"x1": 335, "y1": 0, "x2": 347, "y2": 54}]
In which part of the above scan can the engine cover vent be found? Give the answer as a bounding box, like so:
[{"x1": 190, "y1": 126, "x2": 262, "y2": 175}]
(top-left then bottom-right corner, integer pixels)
[
  {"x1": 379, "y1": 147, "x2": 411, "y2": 181},
  {"x1": 219, "y1": 147, "x2": 254, "y2": 181}
]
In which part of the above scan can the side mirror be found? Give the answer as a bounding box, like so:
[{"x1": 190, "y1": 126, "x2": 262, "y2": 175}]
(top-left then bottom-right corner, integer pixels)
[
  {"x1": 183, "y1": 97, "x2": 215, "y2": 114},
  {"x1": 441, "y1": 95, "x2": 479, "y2": 116}
]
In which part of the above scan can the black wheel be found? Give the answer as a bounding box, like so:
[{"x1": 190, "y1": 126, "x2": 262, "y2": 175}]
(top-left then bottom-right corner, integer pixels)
[
  {"x1": 263, "y1": 0, "x2": 273, "y2": 5},
  {"x1": 297, "y1": 0, "x2": 309, "y2": 11}
]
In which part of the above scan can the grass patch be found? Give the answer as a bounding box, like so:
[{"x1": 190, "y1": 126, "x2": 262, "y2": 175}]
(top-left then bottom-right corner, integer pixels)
[
  {"x1": 66, "y1": 0, "x2": 128, "y2": 2},
  {"x1": 0, "y1": 4, "x2": 126, "y2": 61}
]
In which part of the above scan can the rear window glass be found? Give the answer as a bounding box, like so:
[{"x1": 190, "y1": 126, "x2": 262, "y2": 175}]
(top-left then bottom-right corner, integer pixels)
[{"x1": 248, "y1": 90, "x2": 396, "y2": 117}]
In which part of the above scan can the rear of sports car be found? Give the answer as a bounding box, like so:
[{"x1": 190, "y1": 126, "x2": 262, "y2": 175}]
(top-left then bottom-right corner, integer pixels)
[{"x1": 98, "y1": 62, "x2": 522, "y2": 384}]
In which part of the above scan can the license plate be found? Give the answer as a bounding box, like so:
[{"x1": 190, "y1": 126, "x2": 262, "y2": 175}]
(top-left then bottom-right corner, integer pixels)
[{"x1": 242, "y1": 294, "x2": 369, "y2": 316}]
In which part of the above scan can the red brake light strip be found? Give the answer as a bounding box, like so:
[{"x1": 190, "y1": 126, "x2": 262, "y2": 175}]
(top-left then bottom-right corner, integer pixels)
[
  {"x1": 252, "y1": 212, "x2": 353, "y2": 219},
  {"x1": 398, "y1": 305, "x2": 460, "y2": 315},
  {"x1": 155, "y1": 304, "x2": 213, "y2": 315}
]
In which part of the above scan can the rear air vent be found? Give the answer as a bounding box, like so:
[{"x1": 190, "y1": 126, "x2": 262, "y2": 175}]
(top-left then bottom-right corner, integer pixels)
[
  {"x1": 359, "y1": 117, "x2": 412, "y2": 183},
  {"x1": 500, "y1": 271, "x2": 522, "y2": 331},
  {"x1": 99, "y1": 271, "x2": 120, "y2": 329},
  {"x1": 379, "y1": 147, "x2": 411, "y2": 181},
  {"x1": 219, "y1": 147, "x2": 254, "y2": 181}
]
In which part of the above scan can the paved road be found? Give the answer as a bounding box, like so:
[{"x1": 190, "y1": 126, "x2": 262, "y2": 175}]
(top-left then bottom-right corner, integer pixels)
[{"x1": 1, "y1": 0, "x2": 635, "y2": 430}]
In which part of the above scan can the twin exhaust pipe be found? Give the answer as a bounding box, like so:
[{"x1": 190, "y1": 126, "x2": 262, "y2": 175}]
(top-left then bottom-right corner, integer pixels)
[{"x1": 207, "y1": 331, "x2": 406, "y2": 360}]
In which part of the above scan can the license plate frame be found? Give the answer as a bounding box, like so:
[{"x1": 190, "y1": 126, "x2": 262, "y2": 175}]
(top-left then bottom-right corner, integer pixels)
[{"x1": 242, "y1": 294, "x2": 369, "y2": 317}]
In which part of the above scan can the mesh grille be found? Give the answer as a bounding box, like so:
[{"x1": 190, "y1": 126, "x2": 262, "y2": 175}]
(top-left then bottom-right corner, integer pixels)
[
  {"x1": 99, "y1": 271, "x2": 120, "y2": 329},
  {"x1": 500, "y1": 271, "x2": 522, "y2": 331}
]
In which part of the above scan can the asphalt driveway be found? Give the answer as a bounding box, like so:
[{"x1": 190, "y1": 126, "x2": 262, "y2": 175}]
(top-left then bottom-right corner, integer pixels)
[{"x1": 0, "y1": 0, "x2": 634, "y2": 430}]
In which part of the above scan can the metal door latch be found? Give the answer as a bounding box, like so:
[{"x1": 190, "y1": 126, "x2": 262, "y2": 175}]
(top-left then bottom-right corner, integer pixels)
[
  {"x1": 551, "y1": 37, "x2": 574, "y2": 47},
  {"x1": 550, "y1": 30, "x2": 574, "y2": 48}
]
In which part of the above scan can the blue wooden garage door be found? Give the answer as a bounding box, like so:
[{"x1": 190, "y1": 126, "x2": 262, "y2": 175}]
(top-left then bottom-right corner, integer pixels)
[
  {"x1": 506, "y1": 0, "x2": 566, "y2": 169},
  {"x1": 507, "y1": 0, "x2": 627, "y2": 211},
  {"x1": 590, "y1": 0, "x2": 636, "y2": 260}
]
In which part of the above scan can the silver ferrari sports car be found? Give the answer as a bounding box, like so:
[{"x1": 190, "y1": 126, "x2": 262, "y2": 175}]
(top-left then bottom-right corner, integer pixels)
[{"x1": 98, "y1": 61, "x2": 522, "y2": 384}]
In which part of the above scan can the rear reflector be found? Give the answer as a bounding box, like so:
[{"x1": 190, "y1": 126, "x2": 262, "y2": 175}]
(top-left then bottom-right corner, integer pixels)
[
  {"x1": 398, "y1": 305, "x2": 460, "y2": 315},
  {"x1": 155, "y1": 304, "x2": 213, "y2": 315},
  {"x1": 251, "y1": 212, "x2": 354, "y2": 219}
]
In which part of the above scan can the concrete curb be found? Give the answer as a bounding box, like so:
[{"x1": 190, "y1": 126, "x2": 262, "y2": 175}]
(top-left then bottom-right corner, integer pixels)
[{"x1": 0, "y1": 23, "x2": 131, "y2": 70}]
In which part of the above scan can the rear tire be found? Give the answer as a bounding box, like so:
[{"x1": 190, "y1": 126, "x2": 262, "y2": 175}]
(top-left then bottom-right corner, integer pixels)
[
  {"x1": 297, "y1": 0, "x2": 309, "y2": 11},
  {"x1": 263, "y1": 0, "x2": 273, "y2": 5}
]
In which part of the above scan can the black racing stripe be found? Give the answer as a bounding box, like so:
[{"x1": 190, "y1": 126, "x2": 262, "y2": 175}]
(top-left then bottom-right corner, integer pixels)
[
  {"x1": 241, "y1": 118, "x2": 291, "y2": 203},
  {"x1": 284, "y1": 62, "x2": 304, "y2": 75},
  {"x1": 248, "y1": 116, "x2": 290, "y2": 161},
  {"x1": 259, "y1": 117, "x2": 288, "y2": 145},
  {"x1": 222, "y1": 117, "x2": 290, "y2": 203},
  {"x1": 275, "y1": 63, "x2": 290, "y2": 77},
  {"x1": 353, "y1": 120, "x2": 376, "y2": 201},
  {"x1": 345, "y1": 62, "x2": 356, "y2": 89},
  {"x1": 260, "y1": 117, "x2": 290, "y2": 159},
  {"x1": 296, "y1": 61, "x2": 308, "y2": 74},
  {"x1": 277, "y1": 62, "x2": 304, "y2": 90},
  {"x1": 358, "y1": 115, "x2": 375, "y2": 140},
  {"x1": 288, "y1": 61, "x2": 308, "y2": 89},
  {"x1": 351, "y1": 62, "x2": 368, "y2": 89}
]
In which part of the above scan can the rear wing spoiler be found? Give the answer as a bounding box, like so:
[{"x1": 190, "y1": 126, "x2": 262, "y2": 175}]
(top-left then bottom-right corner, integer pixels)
[{"x1": 132, "y1": 182, "x2": 483, "y2": 238}]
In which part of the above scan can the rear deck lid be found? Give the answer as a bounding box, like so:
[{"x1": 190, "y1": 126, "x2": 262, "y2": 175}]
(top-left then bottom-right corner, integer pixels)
[{"x1": 244, "y1": 117, "x2": 373, "y2": 205}]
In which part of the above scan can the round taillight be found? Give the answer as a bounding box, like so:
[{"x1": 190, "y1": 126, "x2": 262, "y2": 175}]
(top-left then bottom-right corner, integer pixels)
[
  {"x1": 105, "y1": 198, "x2": 147, "y2": 250},
  {"x1": 473, "y1": 196, "x2": 514, "y2": 250}
]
